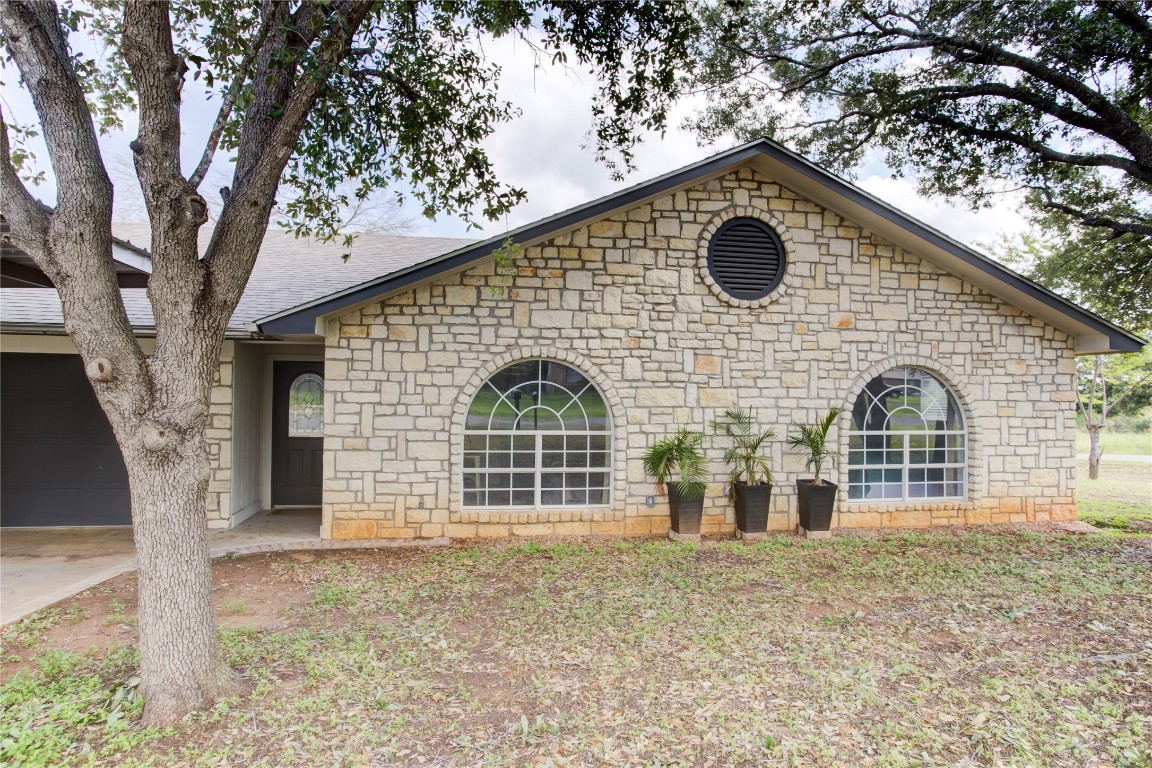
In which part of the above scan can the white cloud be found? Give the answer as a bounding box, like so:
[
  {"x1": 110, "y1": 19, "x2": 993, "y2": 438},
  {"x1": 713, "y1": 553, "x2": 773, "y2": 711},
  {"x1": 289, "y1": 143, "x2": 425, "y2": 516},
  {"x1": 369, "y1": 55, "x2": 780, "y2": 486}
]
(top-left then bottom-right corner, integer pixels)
[{"x1": 855, "y1": 174, "x2": 1030, "y2": 252}]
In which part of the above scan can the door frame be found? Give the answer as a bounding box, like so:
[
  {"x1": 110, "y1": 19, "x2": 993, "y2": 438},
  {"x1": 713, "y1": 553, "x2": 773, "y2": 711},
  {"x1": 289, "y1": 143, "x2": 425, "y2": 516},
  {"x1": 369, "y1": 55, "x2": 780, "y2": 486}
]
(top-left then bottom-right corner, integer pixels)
[{"x1": 260, "y1": 353, "x2": 325, "y2": 510}]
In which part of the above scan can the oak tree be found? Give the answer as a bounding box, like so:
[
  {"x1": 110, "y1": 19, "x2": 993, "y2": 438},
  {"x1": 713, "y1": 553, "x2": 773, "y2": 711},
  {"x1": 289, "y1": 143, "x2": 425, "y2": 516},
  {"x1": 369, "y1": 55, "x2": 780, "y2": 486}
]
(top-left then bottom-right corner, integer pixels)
[
  {"x1": 0, "y1": 0, "x2": 693, "y2": 724},
  {"x1": 688, "y1": 0, "x2": 1151, "y2": 311}
]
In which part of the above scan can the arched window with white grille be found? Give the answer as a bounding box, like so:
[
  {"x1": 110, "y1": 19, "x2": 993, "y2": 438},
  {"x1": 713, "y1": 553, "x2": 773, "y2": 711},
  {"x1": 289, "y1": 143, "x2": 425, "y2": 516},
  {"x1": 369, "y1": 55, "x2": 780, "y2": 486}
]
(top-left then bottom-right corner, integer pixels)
[
  {"x1": 847, "y1": 367, "x2": 967, "y2": 500},
  {"x1": 463, "y1": 360, "x2": 611, "y2": 508}
]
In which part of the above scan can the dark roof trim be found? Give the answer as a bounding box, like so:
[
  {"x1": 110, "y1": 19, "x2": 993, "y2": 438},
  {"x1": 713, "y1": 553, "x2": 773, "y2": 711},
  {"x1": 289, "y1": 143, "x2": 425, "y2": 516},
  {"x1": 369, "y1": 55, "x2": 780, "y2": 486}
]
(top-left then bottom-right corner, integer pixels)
[
  {"x1": 257, "y1": 138, "x2": 1144, "y2": 353},
  {"x1": 748, "y1": 141, "x2": 1144, "y2": 353}
]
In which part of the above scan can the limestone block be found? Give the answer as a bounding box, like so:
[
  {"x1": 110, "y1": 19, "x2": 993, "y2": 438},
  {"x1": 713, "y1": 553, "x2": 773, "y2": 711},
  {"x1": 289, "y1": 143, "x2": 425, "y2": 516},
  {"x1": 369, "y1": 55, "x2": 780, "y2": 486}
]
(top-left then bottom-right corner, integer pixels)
[
  {"x1": 645, "y1": 270, "x2": 679, "y2": 288},
  {"x1": 566, "y1": 272, "x2": 594, "y2": 291},
  {"x1": 694, "y1": 355, "x2": 722, "y2": 375},
  {"x1": 332, "y1": 519, "x2": 378, "y2": 539},
  {"x1": 1029, "y1": 468, "x2": 1060, "y2": 487},
  {"x1": 699, "y1": 388, "x2": 738, "y2": 408},
  {"x1": 336, "y1": 451, "x2": 383, "y2": 472},
  {"x1": 409, "y1": 441, "x2": 450, "y2": 461},
  {"x1": 388, "y1": 324, "x2": 418, "y2": 342},
  {"x1": 938, "y1": 276, "x2": 963, "y2": 293},
  {"x1": 476, "y1": 524, "x2": 511, "y2": 538},
  {"x1": 635, "y1": 388, "x2": 685, "y2": 407},
  {"x1": 447, "y1": 523, "x2": 478, "y2": 539},
  {"x1": 534, "y1": 309, "x2": 573, "y2": 327},
  {"x1": 583, "y1": 221, "x2": 620, "y2": 239},
  {"x1": 872, "y1": 303, "x2": 908, "y2": 321},
  {"x1": 401, "y1": 352, "x2": 426, "y2": 371}
]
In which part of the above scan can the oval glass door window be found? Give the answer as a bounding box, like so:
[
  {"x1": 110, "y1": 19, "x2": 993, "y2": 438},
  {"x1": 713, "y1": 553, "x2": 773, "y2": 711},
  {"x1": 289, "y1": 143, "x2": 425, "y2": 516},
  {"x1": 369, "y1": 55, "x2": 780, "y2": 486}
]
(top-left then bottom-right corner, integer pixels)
[{"x1": 288, "y1": 373, "x2": 324, "y2": 437}]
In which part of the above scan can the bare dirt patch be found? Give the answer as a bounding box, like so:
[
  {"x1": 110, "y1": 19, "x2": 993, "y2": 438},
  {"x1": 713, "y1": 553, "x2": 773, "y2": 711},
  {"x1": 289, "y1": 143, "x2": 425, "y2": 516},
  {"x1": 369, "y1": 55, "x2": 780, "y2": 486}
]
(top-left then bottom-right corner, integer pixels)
[{"x1": 3, "y1": 528, "x2": 1150, "y2": 768}]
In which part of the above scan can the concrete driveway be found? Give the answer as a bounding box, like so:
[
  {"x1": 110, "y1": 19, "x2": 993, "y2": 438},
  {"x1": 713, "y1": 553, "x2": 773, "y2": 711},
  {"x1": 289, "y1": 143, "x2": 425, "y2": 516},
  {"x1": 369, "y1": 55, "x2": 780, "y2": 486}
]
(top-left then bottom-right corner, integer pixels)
[
  {"x1": 1, "y1": 527, "x2": 138, "y2": 625},
  {"x1": 1, "y1": 511, "x2": 446, "y2": 625}
]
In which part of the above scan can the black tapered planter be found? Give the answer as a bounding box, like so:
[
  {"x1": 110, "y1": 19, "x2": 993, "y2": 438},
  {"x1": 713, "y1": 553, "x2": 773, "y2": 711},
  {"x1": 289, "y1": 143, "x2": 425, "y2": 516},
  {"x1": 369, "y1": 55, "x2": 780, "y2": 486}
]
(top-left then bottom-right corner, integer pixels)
[
  {"x1": 733, "y1": 482, "x2": 772, "y2": 535},
  {"x1": 668, "y1": 485, "x2": 704, "y2": 535},
  {"x1": 797, "y1": 479, "x2": 837, "y2": 533}
]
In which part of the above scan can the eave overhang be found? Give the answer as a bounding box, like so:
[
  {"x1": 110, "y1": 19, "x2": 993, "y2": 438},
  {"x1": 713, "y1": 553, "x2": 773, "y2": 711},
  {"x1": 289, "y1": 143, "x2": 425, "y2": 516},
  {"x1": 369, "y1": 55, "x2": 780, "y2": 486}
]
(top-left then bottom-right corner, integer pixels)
[{"x1": 255, "y1": 139, "x2": 1144, "y2": 354}]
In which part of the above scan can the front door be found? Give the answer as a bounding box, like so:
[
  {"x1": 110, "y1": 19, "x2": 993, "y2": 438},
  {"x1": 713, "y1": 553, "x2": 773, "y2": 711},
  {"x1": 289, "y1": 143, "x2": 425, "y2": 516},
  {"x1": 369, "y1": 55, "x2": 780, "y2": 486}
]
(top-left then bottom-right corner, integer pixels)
[{"x1": 272, "y1": 361, "x2": 325, "y2": 506}]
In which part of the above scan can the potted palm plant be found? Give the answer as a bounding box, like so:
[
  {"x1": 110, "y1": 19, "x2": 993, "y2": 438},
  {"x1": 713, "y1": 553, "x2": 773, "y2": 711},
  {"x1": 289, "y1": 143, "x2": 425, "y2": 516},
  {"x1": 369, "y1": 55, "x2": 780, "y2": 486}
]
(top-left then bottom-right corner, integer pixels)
[
  {"x1": 787, "y1": 408, "x2": 843, "y2": 538},
  {"x1": 711, "y1": 408, "x2": 775, "y2": 538},
  {"x1": 642, "y1": 428, "x2": 710, "y2": 537}
]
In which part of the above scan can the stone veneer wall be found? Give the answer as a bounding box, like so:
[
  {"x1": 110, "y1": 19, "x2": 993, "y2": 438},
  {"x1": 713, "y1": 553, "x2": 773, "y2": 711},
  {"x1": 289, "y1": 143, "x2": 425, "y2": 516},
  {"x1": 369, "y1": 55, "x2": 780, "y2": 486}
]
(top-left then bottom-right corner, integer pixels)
[
  {"x1": 204, "y1": 341, "x2": 235, "y2": 529},
  {"x1": 323, "y1": 168, "x2": 1078, "y2": 540}
]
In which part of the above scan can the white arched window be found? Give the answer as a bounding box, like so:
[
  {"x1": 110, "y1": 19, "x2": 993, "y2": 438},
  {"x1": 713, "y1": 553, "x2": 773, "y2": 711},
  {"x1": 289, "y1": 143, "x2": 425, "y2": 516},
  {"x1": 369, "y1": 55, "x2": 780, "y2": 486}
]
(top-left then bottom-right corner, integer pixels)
[
  {"x1": 463, "y1": 360, "x2": 611, "y2": 508},
  {"x1": 847, "y1": 367, "x2": 966, "y2": 500}
]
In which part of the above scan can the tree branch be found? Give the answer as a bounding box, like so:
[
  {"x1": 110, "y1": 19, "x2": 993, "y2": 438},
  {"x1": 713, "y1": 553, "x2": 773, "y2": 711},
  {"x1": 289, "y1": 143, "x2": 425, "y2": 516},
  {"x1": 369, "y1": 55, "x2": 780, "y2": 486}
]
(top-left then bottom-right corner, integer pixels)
[
  {"x1": 826, "y1": 8, "x2": 1152, "y2": 171},
  {"x1": 357, "y1": 67, "x2": 422, "y2": 103},
  {"x1": 902, "y1": 82, "x2": 1115, "y2": 141},
  {"x1": 0, "y1": 0, "x2": 113, "y2": 232},
  {"x1": 1035, "y1": 186, "x2": 1152, "y2": 238},
  {"x1": 0, "y1": 0, "x2": 146, "y2": 421},
  {"x1": 122, "y1": 1, "x2": 196, "y2": 220},
  {"x1": 0, "y1": 110, "x2": 51, "y2": 261},
  {"x1": 187, "y1": 14, "x2": 271, "y2": 188},
  {"x1": 203, "y1": 1, "x2": 374, "y2": 313},
  {"x1": 1107, "y1": 368, "x2": 1152, "y2": 412},
  {"x1": 918, "y1": 113, "x2": 1152, "y2": 183},
  {"x1": 912, "y1": 33, "x2": 1152, "y2": 169},
  {"x1": 1105, "y1": 0, "x2": 1152, "y2": 47}
]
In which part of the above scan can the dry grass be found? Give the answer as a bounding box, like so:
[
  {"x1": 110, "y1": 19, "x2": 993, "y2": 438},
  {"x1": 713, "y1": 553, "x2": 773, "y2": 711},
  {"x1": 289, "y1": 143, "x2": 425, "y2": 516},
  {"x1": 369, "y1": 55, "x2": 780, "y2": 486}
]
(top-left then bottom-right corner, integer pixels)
[
  {"x1": 3, "y1": 530, "x2": 1150, "y2": 767},
  {"x1": 1078, "y1": 459, "x2": 1152, "y2": 531}
]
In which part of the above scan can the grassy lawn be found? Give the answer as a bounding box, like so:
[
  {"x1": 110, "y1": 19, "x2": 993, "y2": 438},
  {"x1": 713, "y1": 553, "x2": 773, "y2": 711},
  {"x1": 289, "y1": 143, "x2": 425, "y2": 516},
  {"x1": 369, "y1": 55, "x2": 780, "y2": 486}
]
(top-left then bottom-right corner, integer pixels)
[
  {"x1": 1078, "y1": 459, "x2": 1152, "y2": 532},
  {"x1": 3, "y1": 532, "x2": 1151, "y2": 767},
  {"x1": 1076, "y1": 430, "x2": 1152, "y2": 456}
]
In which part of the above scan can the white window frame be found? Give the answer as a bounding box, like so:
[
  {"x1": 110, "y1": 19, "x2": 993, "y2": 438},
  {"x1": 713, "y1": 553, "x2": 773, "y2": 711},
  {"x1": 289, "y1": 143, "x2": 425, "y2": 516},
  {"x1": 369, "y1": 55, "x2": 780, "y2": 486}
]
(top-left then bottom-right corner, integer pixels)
[
  {"x1": 847, "y1": 368, "x2": 967, "y2": 502},
  {"x1": 462, "y1": 361, "x2": 613, "y2": 510}
]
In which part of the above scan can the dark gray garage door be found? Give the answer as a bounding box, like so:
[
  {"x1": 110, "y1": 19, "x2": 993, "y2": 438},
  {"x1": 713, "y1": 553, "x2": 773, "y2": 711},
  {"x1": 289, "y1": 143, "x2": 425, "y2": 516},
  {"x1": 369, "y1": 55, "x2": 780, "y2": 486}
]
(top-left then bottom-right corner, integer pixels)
[{"x1": 1, "y1": 353, "x2": 131, "y2": 526}]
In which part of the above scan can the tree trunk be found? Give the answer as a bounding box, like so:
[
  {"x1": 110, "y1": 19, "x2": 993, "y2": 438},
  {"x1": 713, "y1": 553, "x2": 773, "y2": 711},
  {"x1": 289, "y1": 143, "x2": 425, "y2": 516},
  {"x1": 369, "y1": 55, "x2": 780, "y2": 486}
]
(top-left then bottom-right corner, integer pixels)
[
  {"x1": 0, "y1": 0, "x2": 368, "y2": 727},
  {"x1": 1087, "y1": 424, "x2": 1104, "y2": 480},
  {"x1": 126, "y1": 430, "x2": 240, "y2": 725}
]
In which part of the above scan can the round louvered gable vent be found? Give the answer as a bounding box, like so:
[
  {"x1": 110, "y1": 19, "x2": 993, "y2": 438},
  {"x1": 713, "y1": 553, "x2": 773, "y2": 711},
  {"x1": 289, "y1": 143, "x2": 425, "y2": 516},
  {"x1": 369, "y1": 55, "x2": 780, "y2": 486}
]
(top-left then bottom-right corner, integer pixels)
[{"x1": 706, "y1": 218, "x2": 786, "y2": 300}]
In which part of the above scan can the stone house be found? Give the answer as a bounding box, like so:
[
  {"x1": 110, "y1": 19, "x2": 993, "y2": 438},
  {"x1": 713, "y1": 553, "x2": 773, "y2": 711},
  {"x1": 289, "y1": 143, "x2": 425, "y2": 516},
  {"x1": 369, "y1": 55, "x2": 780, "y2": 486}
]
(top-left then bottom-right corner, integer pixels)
[{"x1": 1, "y1": 139, "x2": 1143, "y2": 537}]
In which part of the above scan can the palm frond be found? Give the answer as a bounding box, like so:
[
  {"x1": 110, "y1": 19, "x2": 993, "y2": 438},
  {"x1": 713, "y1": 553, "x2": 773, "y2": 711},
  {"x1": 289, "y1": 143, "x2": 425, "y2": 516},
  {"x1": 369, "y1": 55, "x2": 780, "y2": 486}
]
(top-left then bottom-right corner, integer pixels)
[
  {"x1": 712, "y1": 407, "x2": 776, "y2": 492},
  {"x1": 787, "y1": 407, "x2": 844, "y2": 485},
  {"x1": 642, "y1": 427, "x2": 710, "y2": 499}
]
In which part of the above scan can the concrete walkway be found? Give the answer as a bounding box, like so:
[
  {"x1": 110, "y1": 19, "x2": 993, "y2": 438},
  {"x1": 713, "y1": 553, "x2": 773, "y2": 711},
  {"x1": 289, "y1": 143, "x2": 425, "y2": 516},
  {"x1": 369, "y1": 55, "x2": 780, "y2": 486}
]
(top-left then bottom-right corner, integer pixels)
[{"x1": 1, "y1": 511, "x2": 447, "y2": 626}]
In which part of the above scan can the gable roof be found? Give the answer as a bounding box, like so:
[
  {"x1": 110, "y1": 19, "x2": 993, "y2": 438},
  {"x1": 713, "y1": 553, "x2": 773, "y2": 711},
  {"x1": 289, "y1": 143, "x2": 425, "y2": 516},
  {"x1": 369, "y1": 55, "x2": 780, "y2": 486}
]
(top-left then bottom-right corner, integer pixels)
[
  {"x1": 256, "y1": 138, "x2": 1144, "y2": 354},
  {"x1": 0, "y1": 227, "x2": 473, "y2": 336}
]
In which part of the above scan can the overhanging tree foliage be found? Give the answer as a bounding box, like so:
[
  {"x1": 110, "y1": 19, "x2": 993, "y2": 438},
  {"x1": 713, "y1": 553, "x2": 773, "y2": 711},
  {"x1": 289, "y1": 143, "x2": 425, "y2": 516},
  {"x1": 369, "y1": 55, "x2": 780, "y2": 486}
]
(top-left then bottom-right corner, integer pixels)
[
  {"x1": 687, "y1": 0, "x2": 1151, "y2": 312},
  {"x1": 0, "y1": 0, "x2": 693, "y2": 725},
  {"x1": 999, "y1": 227, "x2": 1151, "y2": 332}
]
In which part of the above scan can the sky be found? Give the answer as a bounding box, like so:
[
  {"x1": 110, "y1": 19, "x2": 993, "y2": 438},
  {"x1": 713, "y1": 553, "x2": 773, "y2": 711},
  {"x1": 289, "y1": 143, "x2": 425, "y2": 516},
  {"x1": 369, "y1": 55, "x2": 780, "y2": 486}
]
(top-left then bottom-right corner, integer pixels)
[{"x1": 1, "y1": 29, "x2": 1032, "y2": 255}]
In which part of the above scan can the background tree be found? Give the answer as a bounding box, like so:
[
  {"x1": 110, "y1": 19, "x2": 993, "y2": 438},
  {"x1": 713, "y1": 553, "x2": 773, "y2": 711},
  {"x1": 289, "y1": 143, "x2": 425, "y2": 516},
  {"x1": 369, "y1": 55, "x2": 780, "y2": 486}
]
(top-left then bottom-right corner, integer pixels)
[
  {"x1": 687, "y1": 0, "x2": 1151, "y2": 315},
  {"x1": 1078, "y1": 349, "x2": 1152, "y2": 478},
  {"x1": 0, "y1": 0, "x2": 693, "y2": 725},
  {"x1": 999, "y1": 232, "x2": 1151, "y2": 473}
]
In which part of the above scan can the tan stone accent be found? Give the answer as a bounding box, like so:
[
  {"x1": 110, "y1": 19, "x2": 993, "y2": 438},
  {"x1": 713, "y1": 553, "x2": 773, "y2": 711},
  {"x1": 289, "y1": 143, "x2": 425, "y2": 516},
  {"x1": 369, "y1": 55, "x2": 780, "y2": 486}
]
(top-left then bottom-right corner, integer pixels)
[{"x1": 322, "y1": 168, "x2": 1079, "y2": 540}]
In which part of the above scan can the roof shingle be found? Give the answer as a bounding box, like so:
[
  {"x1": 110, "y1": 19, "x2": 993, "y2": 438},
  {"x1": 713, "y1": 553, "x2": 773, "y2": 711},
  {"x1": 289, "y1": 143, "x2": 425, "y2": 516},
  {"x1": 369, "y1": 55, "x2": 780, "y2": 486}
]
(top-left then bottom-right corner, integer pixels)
[{"x1": 0, "y1": 226, "x2": 472, "y2": 333}]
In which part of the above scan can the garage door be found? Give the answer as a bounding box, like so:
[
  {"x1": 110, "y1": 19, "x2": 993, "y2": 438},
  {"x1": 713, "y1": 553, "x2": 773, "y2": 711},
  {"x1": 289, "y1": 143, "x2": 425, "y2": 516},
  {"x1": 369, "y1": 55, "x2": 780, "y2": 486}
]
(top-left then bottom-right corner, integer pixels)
[{"x1": 1, "y1": 353, "x2": 131, "y2": 526}]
